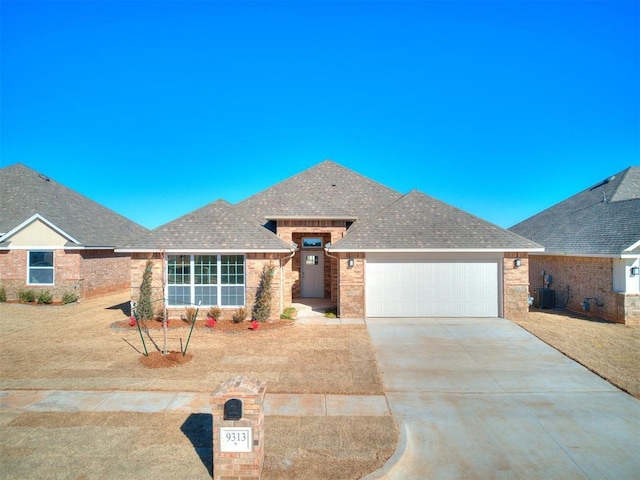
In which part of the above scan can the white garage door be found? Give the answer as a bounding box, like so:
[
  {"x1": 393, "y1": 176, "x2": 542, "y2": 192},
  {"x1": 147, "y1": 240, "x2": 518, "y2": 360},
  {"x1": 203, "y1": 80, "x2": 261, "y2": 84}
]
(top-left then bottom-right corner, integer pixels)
[{"x1": 366, "y1": 257, "x2": 499, "y2": 317}]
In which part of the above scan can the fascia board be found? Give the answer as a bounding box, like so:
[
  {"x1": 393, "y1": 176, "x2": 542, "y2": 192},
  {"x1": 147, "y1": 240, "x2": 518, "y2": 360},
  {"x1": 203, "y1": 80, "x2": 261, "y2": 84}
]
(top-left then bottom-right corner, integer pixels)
[
  {"x1": 327, "y1": 247, "x2": 546, "y2": 253},
  {"x1": 116, "y1": 248, "x2": 294, "y2": 254},
  {"x1": 529, "y1": 252, "x2": 621, "y2": 259},
  {"x1": 624, "y1": 239, "x2": 640, "y2": 252},
  {"x1": 0, "y1": 213, "x2": 81, "y2": 245}
]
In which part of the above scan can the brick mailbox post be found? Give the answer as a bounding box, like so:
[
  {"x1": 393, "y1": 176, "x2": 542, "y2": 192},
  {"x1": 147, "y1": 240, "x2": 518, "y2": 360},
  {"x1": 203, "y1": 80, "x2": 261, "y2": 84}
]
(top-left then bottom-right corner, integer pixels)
[{"x1": 210, "y1": 376, "x2": 266, "y2": 479}]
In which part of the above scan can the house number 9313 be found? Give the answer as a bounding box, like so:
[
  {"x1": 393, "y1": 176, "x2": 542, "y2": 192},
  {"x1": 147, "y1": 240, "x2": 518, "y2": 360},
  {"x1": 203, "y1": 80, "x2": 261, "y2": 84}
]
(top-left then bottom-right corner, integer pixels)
[{"x1": 220, "y1": 427, "x2": 252, "y2": 453}]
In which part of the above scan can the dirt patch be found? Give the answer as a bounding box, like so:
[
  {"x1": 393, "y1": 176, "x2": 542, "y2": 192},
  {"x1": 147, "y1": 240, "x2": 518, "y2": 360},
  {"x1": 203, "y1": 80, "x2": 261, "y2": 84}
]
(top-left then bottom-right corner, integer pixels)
[{"x1": 513, "y1": 308, "x2": 640, "y2": 399}]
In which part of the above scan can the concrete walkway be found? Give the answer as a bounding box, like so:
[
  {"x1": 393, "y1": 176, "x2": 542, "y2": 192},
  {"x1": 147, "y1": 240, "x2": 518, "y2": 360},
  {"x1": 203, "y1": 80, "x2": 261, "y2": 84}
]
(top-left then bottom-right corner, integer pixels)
[
  {"x1": 0, "y1": 390, "x2": 389, "y2": 417},
  {"x1": 364, "y1": 317, "x2": 640, "y2": 480}
]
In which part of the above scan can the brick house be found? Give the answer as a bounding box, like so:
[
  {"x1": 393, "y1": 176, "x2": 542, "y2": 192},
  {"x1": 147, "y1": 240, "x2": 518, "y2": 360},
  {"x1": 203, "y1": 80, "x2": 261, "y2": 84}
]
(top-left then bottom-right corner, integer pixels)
[
  {"x1": 510, "y1": 167, "x2": 640, "y2": 325},
  {"x1": 122, "y1": 160, "x2": 542, "y2": 321},
  {"x1": 0, "y1": 164, "x2": 148, "y2": 301}
]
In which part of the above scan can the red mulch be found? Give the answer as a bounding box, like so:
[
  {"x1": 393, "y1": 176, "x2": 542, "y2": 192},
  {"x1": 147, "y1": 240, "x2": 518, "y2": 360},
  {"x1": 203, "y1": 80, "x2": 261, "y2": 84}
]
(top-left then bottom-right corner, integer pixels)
[
  {"x1": 113, "y1": 318, "x2": 294, "y2": 333},
  {"x1": 139, "y1": 350, "x2": 193, "y2": 368}
]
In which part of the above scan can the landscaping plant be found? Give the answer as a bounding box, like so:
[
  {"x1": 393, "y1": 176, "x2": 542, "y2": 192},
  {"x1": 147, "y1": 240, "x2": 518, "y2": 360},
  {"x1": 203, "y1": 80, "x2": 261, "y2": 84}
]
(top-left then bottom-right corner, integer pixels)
[
  {"x1": 37, "y1": 290, "x2": 53, "y2": 304},
  {"x1": 61, "y1": 291, "x2": 78, "y2": 304},
  {"x1": 0, "y1": 286, "x2": 6, "y2": 303},
  {"x1": 252, "y1": 263, "x2": 275, "y2": 322},
  {"x1": 137, "y1": 260, "x2": 155, "y2": 325},
  {"x1": 18, "y1": 289, "x2": 36, "y2": 303}
]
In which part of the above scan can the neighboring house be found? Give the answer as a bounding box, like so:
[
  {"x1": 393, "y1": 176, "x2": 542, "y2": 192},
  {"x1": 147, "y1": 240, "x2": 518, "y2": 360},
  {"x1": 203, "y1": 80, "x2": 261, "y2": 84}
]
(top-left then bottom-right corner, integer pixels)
[
  {"x1": 0, "y1": 164, "x2": 149, "y2": 301},
  {"x1": 510, "y1": 167, "x2": 640, "y2": 325},
  {"x1": 122, "y1": 160, "x2": 542, "y2": 321}
]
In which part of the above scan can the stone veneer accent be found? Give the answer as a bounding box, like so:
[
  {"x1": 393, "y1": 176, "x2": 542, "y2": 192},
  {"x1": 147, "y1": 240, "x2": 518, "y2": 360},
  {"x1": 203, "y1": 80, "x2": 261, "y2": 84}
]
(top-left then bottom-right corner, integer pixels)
[{"x1": 210, "y1": 376, "x2": 266, "y2": 480}]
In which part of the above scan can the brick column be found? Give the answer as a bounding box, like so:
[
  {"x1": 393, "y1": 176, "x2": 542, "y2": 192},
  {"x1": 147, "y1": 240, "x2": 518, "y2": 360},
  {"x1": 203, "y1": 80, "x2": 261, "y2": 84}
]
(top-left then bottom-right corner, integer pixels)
[{"x1": 210, "y1": 376, "x2": 266, "y2": 479}]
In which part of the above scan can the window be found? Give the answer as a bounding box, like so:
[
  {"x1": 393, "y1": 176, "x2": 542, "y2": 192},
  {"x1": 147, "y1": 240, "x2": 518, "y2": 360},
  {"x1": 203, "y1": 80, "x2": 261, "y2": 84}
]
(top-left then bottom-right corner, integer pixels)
[
  {"x1": 28, "y1": 251, "x2": 54, "y2": 285},
  {"x1": 302, "y1": 237, "x2": 323, "y2": 249},
  {"x1": 167, "y1": 254, "x2": 245, "y2": 307}
]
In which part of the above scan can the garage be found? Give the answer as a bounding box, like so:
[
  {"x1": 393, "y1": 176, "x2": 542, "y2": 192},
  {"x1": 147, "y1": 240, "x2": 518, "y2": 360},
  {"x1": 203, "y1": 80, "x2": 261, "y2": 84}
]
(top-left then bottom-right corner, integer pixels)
[{"x1": 365, "y1": 253, "x2": 501, "y2": 317}]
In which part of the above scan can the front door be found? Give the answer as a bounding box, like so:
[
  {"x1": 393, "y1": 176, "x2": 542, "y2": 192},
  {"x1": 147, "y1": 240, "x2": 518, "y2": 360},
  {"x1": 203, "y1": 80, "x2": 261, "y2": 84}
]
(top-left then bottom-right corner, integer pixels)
[{"x1": 301, "y1": 252, "x2": 324, "y2": 297}]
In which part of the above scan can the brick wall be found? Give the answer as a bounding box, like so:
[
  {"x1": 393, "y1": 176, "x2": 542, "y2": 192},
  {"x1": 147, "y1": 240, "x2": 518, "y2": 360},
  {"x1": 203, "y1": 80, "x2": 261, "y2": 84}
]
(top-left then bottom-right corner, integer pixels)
[
  {"x1": 502, "y1": 253, "x2": 531, "y2": 322},
  {"x1": 0, "y1": 248, "x2": 129, "y2": 302},
  {"x1": 339, "y1": 252, "x2": 365, "y2": 318},
  {"x1": 528, "y1": 255, "x2": 633, "y2": 324}
]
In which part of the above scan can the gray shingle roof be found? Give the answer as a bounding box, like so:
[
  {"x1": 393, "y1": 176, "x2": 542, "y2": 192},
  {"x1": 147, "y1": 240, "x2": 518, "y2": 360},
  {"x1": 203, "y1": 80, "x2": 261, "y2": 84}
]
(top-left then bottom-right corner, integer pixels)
[
  {"x1": 237, "y1": 160, "x2": 402, "y2": 223},
  {"x1": 0, "y1": 163, "x2": 148, "y2": 248},
  {"x1": 331, "y1": 190, "x2": 543, "y2": 251},
  {"x1": 123, "y1": 199, "x2": 294, "y2": 251},
  {"x1": 509, "y1": 167, "x2": 640, "y2": 255}
]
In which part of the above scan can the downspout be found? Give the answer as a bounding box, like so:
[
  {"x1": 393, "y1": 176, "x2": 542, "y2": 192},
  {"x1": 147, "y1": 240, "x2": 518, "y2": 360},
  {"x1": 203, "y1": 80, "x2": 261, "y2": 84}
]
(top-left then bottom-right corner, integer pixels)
[
  {"x1": 280, "y1": 245, "x2": 297, "y2": 315},
  {"x1": 324, "y1": 243, "x2": 340, "y2": 317}
]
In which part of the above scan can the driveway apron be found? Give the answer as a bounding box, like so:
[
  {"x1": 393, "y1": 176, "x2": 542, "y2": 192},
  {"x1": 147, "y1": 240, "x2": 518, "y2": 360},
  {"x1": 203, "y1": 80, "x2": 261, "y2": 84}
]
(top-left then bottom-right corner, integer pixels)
[{"x1": 365, "y1": 317, "x2": 640, "y2": 480}]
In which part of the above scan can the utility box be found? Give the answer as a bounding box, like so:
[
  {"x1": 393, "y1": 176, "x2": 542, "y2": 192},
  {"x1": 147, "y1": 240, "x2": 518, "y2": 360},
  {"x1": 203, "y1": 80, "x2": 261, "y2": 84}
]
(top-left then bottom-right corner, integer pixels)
[{"x1": 534, "y1": 288, "x2": 555, "y2": 309}]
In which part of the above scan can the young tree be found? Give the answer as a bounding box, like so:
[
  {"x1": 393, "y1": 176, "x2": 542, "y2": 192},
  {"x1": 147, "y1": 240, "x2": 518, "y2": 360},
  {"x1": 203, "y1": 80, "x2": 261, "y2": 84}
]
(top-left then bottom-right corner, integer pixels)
[
  {"x1": 252, "y1": 263, "x2": 275, "y2": 322},
  {"x1": 137, "y1": 260, "x2": 155, "y2": 325}
]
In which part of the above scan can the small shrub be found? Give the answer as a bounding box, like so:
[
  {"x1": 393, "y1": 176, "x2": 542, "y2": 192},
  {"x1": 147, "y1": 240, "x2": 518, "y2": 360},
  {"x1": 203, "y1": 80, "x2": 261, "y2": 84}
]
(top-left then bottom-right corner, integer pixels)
[
  {"x1": 183, "y1": 307, "x2": 197, "y2": 324},
  {"x1": 37, "y1": 290, "x2": 53, "y2": 304},
  {"x1": 324, "y1": 307, "x2": 338, "y2": 318},
  {"x1": 0, "y1": 286, "x2": 6, "y2": 303},
  {"x1": 232, "y1": 307, "x2": 247, "y2": 324},
  {"x1": 155, "y1": 307, "x2": 166, "y2": 323},
  {"x1": 18, "y1": 289, "x2": 36, "y2": 303},
  {"x1": 207, "y1": 306, "x2": 222, "y2": 320},
  {"x1": 61, "y1": 291, "x2": 78, "y2": 305},
  {"x1": 280, "y1": 307, "x2": 297, "y2": 320}
]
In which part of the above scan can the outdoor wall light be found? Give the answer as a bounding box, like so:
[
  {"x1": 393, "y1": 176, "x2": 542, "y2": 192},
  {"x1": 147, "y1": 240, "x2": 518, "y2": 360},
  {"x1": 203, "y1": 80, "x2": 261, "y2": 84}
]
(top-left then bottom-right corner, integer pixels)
[
  {"x1": 632, "y1": 266, "x2": 639, "y2": 276},
  {"x1": 348, "y1": 258, "x2": 355, "y2": 268},
  {"x1": 514, "y1": 258, "x2": 522, "y2": 268}
]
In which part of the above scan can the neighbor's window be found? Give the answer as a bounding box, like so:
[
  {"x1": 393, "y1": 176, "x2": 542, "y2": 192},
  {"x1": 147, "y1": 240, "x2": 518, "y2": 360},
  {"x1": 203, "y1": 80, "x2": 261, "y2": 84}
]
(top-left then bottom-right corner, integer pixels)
[
  {"x1": 28, "y1": 251, "x2": 54, "y2": 285},
  {"x1": 167, "y1": 254, "x2": 244, "y2": 307}
]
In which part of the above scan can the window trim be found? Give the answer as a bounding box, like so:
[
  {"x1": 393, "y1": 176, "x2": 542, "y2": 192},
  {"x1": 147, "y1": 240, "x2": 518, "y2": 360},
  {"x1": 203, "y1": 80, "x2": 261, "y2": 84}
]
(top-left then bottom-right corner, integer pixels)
[
  {"x1": 166, "y1": 254, "x2": 246, "y2": 308},
  {"x1": 27, "y1": 250, "x2": 55, "y2": 285}
]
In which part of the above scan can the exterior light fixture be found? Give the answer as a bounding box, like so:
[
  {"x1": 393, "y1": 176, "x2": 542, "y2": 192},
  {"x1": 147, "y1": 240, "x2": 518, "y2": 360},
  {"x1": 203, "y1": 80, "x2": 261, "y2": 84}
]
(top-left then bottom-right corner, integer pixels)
[
  {"x1": 348, "y1": 258, "x2": 355, "y2": 268},
  {"x1": 632, "y1": 266, "x2": 639, "y2": 276},
  {"x1": 514, "y1": 258, "x2": 522, "y2": 268}
]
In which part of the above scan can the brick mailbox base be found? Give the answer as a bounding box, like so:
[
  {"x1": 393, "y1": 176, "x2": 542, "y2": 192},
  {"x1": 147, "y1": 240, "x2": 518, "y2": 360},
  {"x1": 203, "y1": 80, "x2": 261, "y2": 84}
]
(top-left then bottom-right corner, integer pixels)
[{"x1": 210, "y1": 376, "x2": 266, "y2": 479}]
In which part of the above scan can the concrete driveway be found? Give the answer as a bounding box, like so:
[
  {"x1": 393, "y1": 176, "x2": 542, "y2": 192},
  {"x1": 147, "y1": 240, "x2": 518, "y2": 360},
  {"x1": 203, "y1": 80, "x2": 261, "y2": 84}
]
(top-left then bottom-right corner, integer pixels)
[{"x1": 365, "y1": 317, "x2": 640, "y2": 480}]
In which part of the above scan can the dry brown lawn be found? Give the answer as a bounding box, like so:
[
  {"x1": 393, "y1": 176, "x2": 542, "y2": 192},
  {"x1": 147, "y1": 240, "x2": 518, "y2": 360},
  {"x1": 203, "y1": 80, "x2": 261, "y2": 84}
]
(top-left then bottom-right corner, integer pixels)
[
  {"x1": 513, "y1": 308, "x2": 640, "y2": 399},
  {"x1": 0, "y1": 291, "x2": 396, "y2": 480}
]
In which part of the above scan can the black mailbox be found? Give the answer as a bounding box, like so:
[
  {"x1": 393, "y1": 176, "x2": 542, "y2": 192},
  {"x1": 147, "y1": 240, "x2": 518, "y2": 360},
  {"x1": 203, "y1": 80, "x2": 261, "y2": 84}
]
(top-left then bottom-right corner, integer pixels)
[{"x1": 224, "y1": 398, "x2": 242, "y2": 420}]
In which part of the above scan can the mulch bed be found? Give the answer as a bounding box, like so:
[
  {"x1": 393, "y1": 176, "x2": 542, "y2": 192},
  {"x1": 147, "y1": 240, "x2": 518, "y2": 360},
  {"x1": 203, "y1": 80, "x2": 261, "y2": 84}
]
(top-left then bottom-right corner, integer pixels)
[
  {"x1": 112, "y1": 318, "x2": 295, "y2": 333},
  {"x1": 139, "y1": 350, "x2": 193, "y2": 368}
]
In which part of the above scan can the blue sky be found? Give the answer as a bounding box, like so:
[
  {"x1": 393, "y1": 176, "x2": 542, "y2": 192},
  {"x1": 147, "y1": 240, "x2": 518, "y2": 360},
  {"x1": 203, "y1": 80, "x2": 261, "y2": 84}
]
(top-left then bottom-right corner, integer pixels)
[{"x1": 1, "y1": 0, "x2": 638, "y2": 230}]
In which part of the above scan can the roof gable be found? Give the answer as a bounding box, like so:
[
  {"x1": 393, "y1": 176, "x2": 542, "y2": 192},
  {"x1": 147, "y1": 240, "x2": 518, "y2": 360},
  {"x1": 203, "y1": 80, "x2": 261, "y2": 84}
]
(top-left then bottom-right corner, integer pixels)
[
  {"x1": 237, "y1": 160, "x2": 402, "y2": 223},
  {"x1": 510, "y1": 167, "x2": 640, "y2": 255},
  {"x1": 0, "y1": 163, "x2": 148, "y2": 248},
  {"x1": 123, "y1": 199, "x2": 294, "y2": 252},
  {"x1": 331, "y1": 190, "x2": 542, "y2": 251}
]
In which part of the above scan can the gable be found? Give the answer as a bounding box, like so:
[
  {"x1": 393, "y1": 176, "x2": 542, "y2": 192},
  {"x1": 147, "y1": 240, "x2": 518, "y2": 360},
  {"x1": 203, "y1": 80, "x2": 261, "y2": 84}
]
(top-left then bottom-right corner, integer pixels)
[{"x1": 2, "y1": 216, "x2": 74, "y2": 248}]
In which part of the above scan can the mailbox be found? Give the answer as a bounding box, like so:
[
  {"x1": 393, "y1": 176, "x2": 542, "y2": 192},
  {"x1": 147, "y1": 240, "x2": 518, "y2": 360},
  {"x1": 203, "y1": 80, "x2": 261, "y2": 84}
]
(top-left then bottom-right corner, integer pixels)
[{"x1": 224, "y1": 398, "x2": 242, "y2": 420}]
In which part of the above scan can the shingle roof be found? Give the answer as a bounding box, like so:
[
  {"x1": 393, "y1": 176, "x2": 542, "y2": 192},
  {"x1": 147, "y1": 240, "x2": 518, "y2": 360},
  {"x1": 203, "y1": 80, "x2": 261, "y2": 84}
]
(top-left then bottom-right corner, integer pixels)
[
  {"x1": 123, "y1": 199, "x2": 294, "y2": 251},
  {"x1": 509, "y1": 167, "x2": 640, "y2": 255},
  {"x1": 237, "y1": 160, "x2": 402, "y2": 223},
  {"x1": 331, "y1": 190, "x2": 543, "y2": 251},
  {"x1": 0, "y1": 163, "x2": 148, "y2": 248}
]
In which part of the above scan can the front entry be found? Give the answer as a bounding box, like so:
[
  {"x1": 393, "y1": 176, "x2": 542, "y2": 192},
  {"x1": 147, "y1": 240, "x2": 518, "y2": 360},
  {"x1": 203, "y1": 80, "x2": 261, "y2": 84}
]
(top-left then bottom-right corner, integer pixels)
[{"x1": 301, "y1": 251, "x2": 324, "y2": 297}]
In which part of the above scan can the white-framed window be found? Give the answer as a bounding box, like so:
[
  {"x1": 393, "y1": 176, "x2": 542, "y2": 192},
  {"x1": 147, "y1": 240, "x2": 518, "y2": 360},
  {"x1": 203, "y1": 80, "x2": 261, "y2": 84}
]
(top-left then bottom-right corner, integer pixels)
[
  {"x1": 28, "y1": 251, "x2": 54, "y2": 285},
  {"x1": 167, "y1": 254, "x2": 245, "y2": 307}
]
